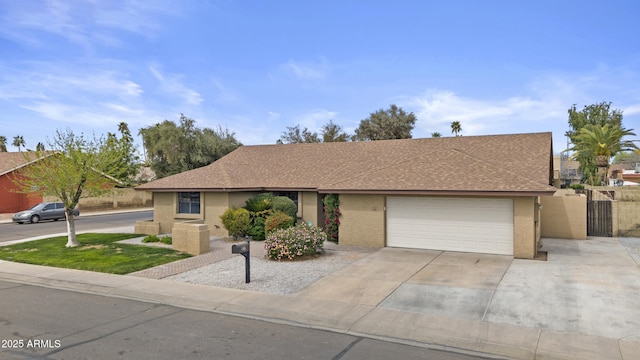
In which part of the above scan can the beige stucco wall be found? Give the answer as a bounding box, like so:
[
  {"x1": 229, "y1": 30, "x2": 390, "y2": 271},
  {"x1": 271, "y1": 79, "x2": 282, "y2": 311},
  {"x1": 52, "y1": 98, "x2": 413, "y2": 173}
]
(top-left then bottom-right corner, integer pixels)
[
  {"x1": 153, "y1": 192, "x2": 177, "y2": 234},
  {"x1": 338, "y1": 194, "x2": 385, "y2": 247},
  {"x1": 204, "y1": 192, "x2": 230, "y2": 236},
  {"x1": 46, "y1": 188, "x2": 153, "y2": 211},
  {"x1": 300, "y1": 191, "x2": 323, "y2": 226},
  {"x1": 229, "y1": 192, "x2": 259, "y2": 208},
  {"x1": 513, "y1": 197, "x2": 537, "y2": 259},
  {"x1": 540, "y1": 195, "x2": 587, "y2": 239}
]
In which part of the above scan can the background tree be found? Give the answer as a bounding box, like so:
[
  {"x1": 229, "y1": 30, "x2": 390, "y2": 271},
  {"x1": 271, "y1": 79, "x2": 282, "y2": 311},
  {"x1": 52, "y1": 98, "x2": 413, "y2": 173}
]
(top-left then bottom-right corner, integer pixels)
[
  {"x1": 354, "y1": 104, "x2": 416, "y2": 141},
  {"x1": 431, "y1": 132, "x2": 441, "y2": 138},
  {"x1": 566, "y1": 124, "x2": 636, "y2": 185},
  {"x1": 450, "y1": 121, "x2": 462, "y2": 136},
  {"x1": 566, "y1": 102, "x2": 634, "y2": 184},
  {"x1": 13, "y1": 135, "x2": 26, "y2": 151},
  {"x1": 0, "y1": 136, "x2": 7, "y2": 152},
  {"x1": 102, "y1": 122, "x2": 140, "y2": 186},
  {"x1": 613, "y1": 150, "x2": 640, "y2": 165},
  {"x1": 13, "y1": 129, "x2": 121, "y2": 247},
  {"x1": 139, "y1": 114, "x2": 241, "y2": 178},
  {"x1": 277, "y1": 125, "x2": 320, "y2": 144},
  {"x1": 321, "y1": 120, "x2": 350, "y2": 142}
]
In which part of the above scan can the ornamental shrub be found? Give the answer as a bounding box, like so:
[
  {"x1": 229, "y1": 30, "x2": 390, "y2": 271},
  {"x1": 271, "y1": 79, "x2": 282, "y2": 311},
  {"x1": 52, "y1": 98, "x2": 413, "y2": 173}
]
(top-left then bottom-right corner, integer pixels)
[
  {"x1": 245, "y1": 193, "x2": 272, "y2": 212},
  {"x1": 220, "y1": 208, "x2": 251, "y2": 240},
  {"x1": 272, "y1": 196, "x2": 298, "y2": 219},
  {"x1": 264, "y1": 223, "x2": 327, "y2": 261},
  {"x1": 248, "y1": 216, "x2": 267, "y2": 241},
  {"x1": 323, "y1": 194, "x2": 341, "y2": 243},
  {"x1": 264, "y1": 211, "x2": 294, "y2": 233}
]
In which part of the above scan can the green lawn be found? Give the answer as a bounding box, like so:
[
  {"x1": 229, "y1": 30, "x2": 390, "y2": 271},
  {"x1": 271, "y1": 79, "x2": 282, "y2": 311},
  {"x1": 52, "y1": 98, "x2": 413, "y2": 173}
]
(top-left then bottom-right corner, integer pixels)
[{"x1": 0, "y1": 233, "x2": 192, "y2": 275}]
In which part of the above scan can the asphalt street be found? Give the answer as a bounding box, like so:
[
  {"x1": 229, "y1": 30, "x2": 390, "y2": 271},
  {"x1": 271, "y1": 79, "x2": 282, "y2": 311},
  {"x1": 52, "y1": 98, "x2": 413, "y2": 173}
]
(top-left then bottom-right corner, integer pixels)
[
  {"x1": 0, "y1": 280, "x2": 488, "y2": 360},
  {"x1": 0, "y1": 211, "x2": 152, "y2": 243}
]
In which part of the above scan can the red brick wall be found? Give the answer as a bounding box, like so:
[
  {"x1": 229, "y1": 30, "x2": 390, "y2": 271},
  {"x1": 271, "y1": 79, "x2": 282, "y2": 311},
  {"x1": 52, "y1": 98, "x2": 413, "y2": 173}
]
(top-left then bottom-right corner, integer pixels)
[{"x1": 0, "y1": 173, "x2": 42, "y2": 213}]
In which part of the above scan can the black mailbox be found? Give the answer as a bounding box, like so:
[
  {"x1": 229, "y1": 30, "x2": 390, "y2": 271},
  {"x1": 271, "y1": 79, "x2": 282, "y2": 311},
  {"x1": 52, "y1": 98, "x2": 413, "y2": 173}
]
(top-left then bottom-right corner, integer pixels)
[
  {"x1": 231, "y1": 237, "x2": 251, "y2": 283},
  {"x1": 231, "y1": 243, "x2": 249, "y2": 255}
]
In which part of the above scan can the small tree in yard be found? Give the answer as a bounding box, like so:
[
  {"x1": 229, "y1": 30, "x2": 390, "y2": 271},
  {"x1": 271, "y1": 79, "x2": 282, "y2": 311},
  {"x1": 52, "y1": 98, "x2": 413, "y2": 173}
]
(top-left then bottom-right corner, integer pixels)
[{"x1": 12, "y1": 129, "x2": 120, "y2": 247}]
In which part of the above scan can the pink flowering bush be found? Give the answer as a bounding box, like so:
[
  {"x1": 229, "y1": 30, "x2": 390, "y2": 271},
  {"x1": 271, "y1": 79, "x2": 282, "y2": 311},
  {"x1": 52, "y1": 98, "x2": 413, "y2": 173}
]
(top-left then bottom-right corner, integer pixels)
[{"x1": 264, "y1": 223, "x2": 327, "y2": 261}]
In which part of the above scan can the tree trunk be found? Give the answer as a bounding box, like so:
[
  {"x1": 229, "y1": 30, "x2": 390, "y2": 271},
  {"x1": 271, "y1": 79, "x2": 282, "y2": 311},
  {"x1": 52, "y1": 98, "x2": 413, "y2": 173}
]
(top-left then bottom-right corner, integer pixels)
[{"x1": 65, "y1": 208, "x2": 79, "y2": 248}]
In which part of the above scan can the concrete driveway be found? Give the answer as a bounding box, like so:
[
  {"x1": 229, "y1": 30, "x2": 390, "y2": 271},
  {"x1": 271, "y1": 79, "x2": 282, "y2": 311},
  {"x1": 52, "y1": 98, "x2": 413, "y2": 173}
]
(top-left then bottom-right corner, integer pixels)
[{"x1": 298, "y1": 237, "x2": 640, "y2": 342}]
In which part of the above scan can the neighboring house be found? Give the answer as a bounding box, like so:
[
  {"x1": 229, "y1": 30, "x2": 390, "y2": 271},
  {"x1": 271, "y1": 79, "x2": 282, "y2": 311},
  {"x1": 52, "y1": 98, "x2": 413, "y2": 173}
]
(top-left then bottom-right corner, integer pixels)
[
  {"x1": 553, "y1": 154, "x2": 581, "y2": 188},
  {"x1": 609, "y1": 163, "x2": 640, "y2": 185},
  {"x1": 136, "y1": 132, "x2": 555, "y2": 259},
  {"x1": 0, "y1": 152, "x2": 43, "y2": 213}
]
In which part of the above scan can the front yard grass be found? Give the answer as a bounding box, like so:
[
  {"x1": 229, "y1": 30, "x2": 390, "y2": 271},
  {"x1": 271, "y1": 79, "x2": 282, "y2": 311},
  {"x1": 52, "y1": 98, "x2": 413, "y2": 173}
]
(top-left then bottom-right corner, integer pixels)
[{"x1": 0, "y1": 233, "x2": 191, "y2": 275}]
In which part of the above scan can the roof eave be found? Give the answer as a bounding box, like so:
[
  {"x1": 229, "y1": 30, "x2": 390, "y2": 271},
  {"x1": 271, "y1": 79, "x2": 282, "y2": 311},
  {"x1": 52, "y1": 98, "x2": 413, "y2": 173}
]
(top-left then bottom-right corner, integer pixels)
[{"x1": 317, "y1": 189, "x2": 558, "y2": 197}]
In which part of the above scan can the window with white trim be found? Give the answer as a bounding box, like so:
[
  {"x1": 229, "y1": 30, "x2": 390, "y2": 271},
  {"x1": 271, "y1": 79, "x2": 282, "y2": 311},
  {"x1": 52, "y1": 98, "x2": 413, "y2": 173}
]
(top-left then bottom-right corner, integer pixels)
[{"x1": 178, "y1": 192, "x2": 201, "y2": 214}]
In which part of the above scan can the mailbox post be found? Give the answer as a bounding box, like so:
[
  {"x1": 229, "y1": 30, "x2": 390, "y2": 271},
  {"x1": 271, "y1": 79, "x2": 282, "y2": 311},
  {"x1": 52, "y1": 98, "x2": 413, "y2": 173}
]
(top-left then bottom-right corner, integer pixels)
[{"x1": 231, "y1": 236, "x2": 251, "y2": 283}]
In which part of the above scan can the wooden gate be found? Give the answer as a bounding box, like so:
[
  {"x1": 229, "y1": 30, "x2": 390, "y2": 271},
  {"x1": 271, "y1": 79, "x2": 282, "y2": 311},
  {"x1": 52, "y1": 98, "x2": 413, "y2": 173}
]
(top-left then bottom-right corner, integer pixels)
[{"x1": 584, "y1": 190, "x2": 613, "y2": 237}]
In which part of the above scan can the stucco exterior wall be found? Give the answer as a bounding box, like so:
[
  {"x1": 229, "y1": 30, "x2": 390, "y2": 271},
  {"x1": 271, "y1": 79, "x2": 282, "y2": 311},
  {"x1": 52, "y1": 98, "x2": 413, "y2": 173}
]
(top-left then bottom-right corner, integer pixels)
[
  {"x1": 338, "y1": 194, "x2": 385, "y2": 247},
  {"x1": 514, "y1": 197, "x2": 537, "y2": 259},
  {"x1": 300, "y1": 191, "x2": 322, "y2": 226},
  {"x1": 204, "y1": 192, "x2": 230, "y2": 236},
  {"x1": 153, "y1": 192, "x2": 178, "y2": 234},
  {"x1": 229, "y1": 192, "x2": 259, "y2": 208},
  {"x1": 540, "y1": 194, "x2": 587, "y2": 239},
  {"x1": 46, "y1": 188, "x2": 153, "y2": 212}
]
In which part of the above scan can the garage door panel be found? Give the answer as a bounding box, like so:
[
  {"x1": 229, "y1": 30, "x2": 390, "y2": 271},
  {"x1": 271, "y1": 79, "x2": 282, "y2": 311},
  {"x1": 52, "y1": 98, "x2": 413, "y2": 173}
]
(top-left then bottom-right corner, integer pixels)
[{"x1": 386, "y1": 197, "x2": 514, "y2": 255}]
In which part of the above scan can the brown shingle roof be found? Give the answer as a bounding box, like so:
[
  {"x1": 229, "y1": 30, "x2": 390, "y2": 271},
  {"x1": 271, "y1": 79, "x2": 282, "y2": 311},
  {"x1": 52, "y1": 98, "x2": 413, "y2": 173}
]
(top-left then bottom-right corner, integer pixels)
[
  {"x1": 136, "y1": 132, "x2": 555, "y2": 195},
  {"x1": 0, "y1": 152, "x2": 39, "y2": 176}
]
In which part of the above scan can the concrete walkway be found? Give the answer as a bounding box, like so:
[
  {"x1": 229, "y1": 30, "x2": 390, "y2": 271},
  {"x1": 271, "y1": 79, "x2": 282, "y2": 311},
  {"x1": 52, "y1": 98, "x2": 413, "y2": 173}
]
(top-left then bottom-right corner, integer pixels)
[{"x1": 0, "y1": 235, "x2": 639, "y2": 359}]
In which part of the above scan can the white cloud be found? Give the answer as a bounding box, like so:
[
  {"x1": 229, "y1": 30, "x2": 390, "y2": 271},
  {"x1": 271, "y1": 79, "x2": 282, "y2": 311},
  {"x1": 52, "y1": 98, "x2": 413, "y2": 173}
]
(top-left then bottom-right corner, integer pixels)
[
  {"x1": 296, "y1": 109, "x2": 337, "y2": 131},
  {"x1": 148, "y1": 64, "x2": 203, "y2": 105},
  {"x1": 0, "y1": 0, "x2": 179, "y2": 49},
  {"x1": 282, "y1": 59, "x2": 328, "y2": 81}
]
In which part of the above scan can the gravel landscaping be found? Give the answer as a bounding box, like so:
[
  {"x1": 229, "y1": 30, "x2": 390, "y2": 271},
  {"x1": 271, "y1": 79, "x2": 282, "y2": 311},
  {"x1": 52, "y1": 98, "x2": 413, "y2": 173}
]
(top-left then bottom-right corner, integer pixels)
[{"x1": 165, "y1": 249, "x2": 371, "y2": 295}]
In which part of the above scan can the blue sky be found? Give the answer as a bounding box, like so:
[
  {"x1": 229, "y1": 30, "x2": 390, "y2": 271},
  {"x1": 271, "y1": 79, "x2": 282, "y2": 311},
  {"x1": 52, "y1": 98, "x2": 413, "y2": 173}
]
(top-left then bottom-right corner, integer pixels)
[{"x1": 1, "y1": 0, "x2": 639, "y2": 153}]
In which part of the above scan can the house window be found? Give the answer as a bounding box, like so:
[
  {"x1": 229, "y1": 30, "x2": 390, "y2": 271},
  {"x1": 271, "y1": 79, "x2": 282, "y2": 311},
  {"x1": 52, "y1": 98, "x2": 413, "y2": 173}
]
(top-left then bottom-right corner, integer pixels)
[{"x1": 178, "y1": 192, "x2": 200, "y2": 214}]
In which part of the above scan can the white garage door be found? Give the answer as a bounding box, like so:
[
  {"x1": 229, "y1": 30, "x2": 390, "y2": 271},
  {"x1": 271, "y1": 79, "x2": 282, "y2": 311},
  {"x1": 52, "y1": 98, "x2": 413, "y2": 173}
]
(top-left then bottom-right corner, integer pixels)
[{"x1": 386, "y1": 197, "x2": 514, "y2": 255}]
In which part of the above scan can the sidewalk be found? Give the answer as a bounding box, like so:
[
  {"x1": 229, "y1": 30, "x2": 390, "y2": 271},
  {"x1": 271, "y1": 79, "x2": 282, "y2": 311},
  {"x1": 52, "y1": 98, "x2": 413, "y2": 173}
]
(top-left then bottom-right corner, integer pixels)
[{"x1": 0, "y1": 234, "x2": 638, "y2": 359}]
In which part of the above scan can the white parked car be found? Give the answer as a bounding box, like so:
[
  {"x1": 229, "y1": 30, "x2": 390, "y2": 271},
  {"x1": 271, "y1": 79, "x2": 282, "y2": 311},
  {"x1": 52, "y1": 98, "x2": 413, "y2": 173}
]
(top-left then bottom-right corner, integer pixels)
[{"x1": 12, "y1": 202, "x2": 80, "y2": 224}]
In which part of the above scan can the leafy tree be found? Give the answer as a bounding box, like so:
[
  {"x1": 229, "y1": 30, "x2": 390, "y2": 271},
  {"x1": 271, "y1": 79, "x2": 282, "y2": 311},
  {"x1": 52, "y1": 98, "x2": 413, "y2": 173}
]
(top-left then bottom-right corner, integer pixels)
[
  {"x1": 0, "y1": 136, "x2": 7, "y2": 152},
  {"x1": 354, "y1": 104, "x2": 416, "y2": 141},
  {"x1": 102, "y1": 122, "x2": 140, "y2": 186},
  {"x1": 139, "y1": 114, "x2": 241, "y2": 178},
  {"x1": 450, "y1": 121, "x2": 462, "y2": 137},
  {"x1": 566, "y1": 124, "x2": 636, "y2": 185},
  {"x1": 613, "y1": 150, "x2": 640, "y2": 165},
  {"x1": 566, "y1": 102, "x2": 635, "y2": 184},
  {"x1": 431, "y1": 132, "x2": 441, "y2": 138},
  {"x1": 321, "y1": 120, "x2": 350, "y2": 142},
  {"x1": 13, "y1": 135, "x2": 26, "y2": 152},
  {"x1": 277, "y1": 125, "x2": 320, "y2": 144},
  {"x1": 13, "y1": 129, "x2": 121, "y2": 247}
]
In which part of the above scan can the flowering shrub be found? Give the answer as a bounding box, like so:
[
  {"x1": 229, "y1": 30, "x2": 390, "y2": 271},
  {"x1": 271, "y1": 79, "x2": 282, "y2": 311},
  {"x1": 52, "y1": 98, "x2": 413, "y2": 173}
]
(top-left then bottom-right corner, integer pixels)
[
  {"x1": 264, "y1": 223, "x2": 327, "y2": 261},
  {"x1": 323, "y1": 194, "x2": 340, "y2": 243},
  {"x1": 264, "y1": 211, "x2": 294, "y2": 232}
]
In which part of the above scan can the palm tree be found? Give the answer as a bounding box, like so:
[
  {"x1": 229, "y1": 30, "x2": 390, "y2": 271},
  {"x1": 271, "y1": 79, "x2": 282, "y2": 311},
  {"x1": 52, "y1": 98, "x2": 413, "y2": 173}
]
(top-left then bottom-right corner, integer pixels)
[
  {"x1": 567, "y1": 124, "x2": 637, "y2": 185},
  {"x1": 0, "y1": 136, "x2": 7, "y2": 152},
  {"x1": 450, "y1": 121, "x2": 462, "y2": 137},
  {"x1": 12, "y1": 135, "x2": 26, "y2": 152},
  {"x1": 431, "y1": 132, "x2": 441, "y2": 138}
]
